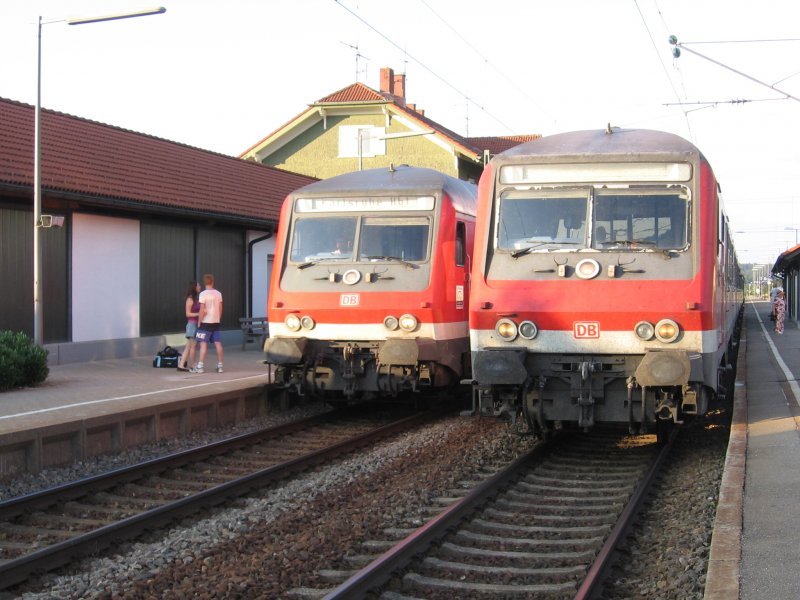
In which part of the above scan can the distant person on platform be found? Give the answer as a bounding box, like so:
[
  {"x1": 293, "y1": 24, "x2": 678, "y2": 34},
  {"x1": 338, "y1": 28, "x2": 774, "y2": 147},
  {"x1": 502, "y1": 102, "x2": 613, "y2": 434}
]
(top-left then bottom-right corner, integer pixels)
[
  {"x1": 192, "y1": 274, "x2": 224, "y2": 373},
  {"x1": 774, "y1": 289, "x2": 786, "y2": 335},
  {"x1": 770, "y1": 284, "x2": 783, "y2": 322}
]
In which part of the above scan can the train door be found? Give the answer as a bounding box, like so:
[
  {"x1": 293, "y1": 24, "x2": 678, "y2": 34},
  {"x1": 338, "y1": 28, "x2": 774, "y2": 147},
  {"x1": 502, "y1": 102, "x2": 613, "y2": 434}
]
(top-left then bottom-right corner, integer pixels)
[{"x1": 456, "y1": 220, "x2": 469, "y2": 311}]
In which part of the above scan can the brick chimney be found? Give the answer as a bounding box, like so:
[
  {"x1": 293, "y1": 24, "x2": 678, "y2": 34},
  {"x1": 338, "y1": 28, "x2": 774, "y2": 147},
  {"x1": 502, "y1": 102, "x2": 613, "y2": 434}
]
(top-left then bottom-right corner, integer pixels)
[
  {"x1": 379, "y1": 67, "x2": 407, "y2": 104},
  {"x1": 380, "y1": 67, "x2": 395, "y2": 95},
  {"x1": 392, "y1": 73, "x2": 405, "y2": 101}
]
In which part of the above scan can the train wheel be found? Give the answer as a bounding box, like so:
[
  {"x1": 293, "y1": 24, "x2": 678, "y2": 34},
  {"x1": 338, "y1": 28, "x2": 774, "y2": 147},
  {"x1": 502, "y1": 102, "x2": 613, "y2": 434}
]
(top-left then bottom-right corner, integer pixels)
[{"x1": 522, "y1": 386, "x2": 549, "y2": 440}]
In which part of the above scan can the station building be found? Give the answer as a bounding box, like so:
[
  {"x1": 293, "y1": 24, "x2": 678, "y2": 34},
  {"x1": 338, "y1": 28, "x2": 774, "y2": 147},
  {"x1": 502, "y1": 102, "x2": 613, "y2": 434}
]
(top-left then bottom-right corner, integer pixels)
[{"x1": 0, "y1": 97, "x2": 315, "y2": 363}]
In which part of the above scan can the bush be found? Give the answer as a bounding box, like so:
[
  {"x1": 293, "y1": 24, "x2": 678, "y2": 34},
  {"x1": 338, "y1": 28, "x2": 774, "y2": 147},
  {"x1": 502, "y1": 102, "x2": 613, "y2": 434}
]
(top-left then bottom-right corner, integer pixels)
[{"x1": 0, "y1": 331, "x2": 49, "y2": 392}]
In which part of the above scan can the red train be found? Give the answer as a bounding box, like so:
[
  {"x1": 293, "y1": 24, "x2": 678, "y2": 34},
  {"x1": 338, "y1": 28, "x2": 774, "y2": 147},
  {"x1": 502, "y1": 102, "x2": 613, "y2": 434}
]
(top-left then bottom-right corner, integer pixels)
[
  {"x1": 467, "y1": 128, "x2": 743, "y2": 437},
  {"x1": 263, "y1": 165, "x2": 477, "y2": 402}
]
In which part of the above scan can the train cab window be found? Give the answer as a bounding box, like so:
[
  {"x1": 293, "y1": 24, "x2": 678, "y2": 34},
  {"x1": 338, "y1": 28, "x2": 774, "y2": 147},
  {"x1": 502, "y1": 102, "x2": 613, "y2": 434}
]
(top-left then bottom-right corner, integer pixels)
[
  {"x1": 455, "y1": 221, "x2": 466, "y2": 266},
  {"x1": 593, "y1": 188, "x2": 688, "y2": 250},
  {"x1": 497, "y1": 190, "x2": 588, "y2": 251},
  {"x1": 359, "y1": 216, "x2": 430, "y2": 262},
  {"x1": 290, "y1": 217, "x2": 357, "y2": 262}
]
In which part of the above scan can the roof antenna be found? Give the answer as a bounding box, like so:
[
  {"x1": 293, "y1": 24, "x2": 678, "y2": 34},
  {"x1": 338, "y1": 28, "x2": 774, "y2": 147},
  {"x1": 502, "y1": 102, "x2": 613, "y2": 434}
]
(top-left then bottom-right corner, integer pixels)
[{"x1": 341, "y1": 42, "x2": 369, "y2": 81}]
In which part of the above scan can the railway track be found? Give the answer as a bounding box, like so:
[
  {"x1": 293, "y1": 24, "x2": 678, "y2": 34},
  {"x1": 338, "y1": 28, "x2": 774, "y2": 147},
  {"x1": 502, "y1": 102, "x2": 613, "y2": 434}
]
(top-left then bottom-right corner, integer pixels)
[
  {"x1": 308, "y1": 427, "x2": 672, "y2": 600},
  {"x1": 0, "y1": 407, "x2": 434, "y2": 590}
]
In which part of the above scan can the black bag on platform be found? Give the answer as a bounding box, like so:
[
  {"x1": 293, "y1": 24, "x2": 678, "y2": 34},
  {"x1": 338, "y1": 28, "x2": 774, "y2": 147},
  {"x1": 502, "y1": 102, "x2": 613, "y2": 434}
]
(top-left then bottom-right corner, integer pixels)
[{"x1": 153, "y1": 345, "x2": 181, "y2": 368}]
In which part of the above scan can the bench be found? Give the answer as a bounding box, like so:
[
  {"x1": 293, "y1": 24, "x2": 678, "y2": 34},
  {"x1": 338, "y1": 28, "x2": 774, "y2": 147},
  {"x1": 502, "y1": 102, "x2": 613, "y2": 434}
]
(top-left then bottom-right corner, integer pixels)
[{"x1": 239, "y1": 317, "x2": 269, "y2": 350}]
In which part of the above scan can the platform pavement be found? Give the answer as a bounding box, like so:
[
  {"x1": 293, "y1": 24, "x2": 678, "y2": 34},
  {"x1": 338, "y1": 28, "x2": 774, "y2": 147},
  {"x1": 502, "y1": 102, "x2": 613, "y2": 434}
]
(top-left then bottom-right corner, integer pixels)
[
  {"x1": 734, "y1": 301, "x2": 800, "y2": 599},
  {"x1": 0, "y1": 345, "x2": 276, "y2": 479}
]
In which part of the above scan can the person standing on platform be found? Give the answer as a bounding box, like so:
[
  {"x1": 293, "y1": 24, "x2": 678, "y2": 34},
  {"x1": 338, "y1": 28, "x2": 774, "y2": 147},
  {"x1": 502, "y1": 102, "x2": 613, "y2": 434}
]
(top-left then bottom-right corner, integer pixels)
[
  {"x1": 177, "y1": 281, "x2": 201, "y2": 372},
  {"x1": 192, "y1": 274, "x2": 224, "y2": 373},
  {"x1": 774, "y1": 289, "x2": 786, "y2": 334},
  {"x1": 770, "y1": 284, "x2": 782, "y2": 321}
]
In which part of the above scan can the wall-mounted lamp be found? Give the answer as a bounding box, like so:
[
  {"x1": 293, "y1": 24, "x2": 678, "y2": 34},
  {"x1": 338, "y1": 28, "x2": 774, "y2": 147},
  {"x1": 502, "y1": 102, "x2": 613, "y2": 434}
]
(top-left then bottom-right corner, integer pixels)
[{"x1": 39, "y1": 215, "x2": 65, "y2": 228}]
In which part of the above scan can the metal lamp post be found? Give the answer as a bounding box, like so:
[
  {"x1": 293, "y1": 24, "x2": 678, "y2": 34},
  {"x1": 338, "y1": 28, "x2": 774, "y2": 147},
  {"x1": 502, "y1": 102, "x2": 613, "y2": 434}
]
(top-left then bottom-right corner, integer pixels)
[{"x1": 33, "y1": 7, "x2": 165, "y2": 346}]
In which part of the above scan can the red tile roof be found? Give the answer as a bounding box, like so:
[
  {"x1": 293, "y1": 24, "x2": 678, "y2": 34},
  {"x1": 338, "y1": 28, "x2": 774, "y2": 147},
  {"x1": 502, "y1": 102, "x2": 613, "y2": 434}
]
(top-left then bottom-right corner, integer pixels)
[
  {"x1": 316, "y1": 82, "x2": 389, "y2": 104},
  {"x1": 466, "y1": 135, "x2": 542, "y2": 155},
  {"x1": 241, "y1": 79, "x2": 541, "y2": 163},
  {"x1": 0, "y1": 97, "x2": 316, "y2": 226}
]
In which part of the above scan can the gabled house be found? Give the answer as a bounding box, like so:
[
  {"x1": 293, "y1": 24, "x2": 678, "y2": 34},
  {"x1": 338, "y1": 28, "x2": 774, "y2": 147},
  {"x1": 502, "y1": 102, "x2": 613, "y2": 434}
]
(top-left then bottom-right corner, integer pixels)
[
  {"x1": 0, "y1": 97, "x2": 316, "y2": 362},
  {"x1": 240, "y1": 67, "x2": 540, "y2": 182}
]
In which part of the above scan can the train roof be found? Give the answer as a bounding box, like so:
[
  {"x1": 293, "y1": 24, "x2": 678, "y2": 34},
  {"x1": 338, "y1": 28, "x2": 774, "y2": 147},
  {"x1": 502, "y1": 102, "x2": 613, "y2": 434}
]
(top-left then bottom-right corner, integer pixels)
[
  {"x1": 288, "y1": 165, "x2": 478, "y2": 216},
  {"x1": 495, "y1": 128, "x2": 704, "y2": 163}
]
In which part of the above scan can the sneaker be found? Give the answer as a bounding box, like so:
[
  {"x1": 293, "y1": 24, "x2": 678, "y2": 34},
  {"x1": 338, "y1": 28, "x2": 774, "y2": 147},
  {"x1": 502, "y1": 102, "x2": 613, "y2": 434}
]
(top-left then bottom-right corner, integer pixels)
[
  {"x1": 190, "y1": 367, "x2": 204, "y2": 374},
  {"x1": 216, "y1": 365, "x2": 224, "y2": 373}
]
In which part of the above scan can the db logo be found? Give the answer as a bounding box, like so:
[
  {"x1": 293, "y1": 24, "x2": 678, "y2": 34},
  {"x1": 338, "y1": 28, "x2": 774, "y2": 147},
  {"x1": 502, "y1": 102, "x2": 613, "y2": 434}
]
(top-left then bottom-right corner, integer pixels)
[
  {"x1": 573, "y1": 321, "x2": 600, "y2": 339},
  {"x1": 340, "y1": 294, "x2": 360, "y2": 306}
]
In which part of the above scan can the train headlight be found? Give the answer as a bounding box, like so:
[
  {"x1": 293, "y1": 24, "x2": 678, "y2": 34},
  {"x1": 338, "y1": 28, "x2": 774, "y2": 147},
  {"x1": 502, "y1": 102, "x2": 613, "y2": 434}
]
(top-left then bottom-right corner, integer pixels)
[
  {"x1": 300, "y1": 316, "x2": 315, "y2": 330},
  {"x1": 384, "y1": 315, "x2": 399, "y2": 331},
  {"x1": 399, "y1": 314, "x2": 418, "y2": 332},
  {"x1": 519, "y1": 320, "x2": 538, "y2": 340},
  {"x1": 634, "y1": 320, "x2": 655, "y2": 341},
  {"x1": 496, "y1": 318, "x2": 518, "y2": 341},
  {"x1": 342, "y1": 269, "x2": 362, "y2": 285},
  {"x1": 655, "y1": 319, "x2": 680, "y2": 343},
  {"x1": 285, "y1": 315, "x2": 301, "y2": 332},
  {"x1": 575, "y1": 258, "x2": 601, "y2": 280}
]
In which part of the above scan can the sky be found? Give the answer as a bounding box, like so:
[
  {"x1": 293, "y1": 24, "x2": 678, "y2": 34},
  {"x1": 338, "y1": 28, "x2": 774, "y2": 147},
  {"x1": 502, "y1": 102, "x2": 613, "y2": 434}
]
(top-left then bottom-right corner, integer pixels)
[{"x1": 1, "y1": 0, "x2": 799, "y2": 267}]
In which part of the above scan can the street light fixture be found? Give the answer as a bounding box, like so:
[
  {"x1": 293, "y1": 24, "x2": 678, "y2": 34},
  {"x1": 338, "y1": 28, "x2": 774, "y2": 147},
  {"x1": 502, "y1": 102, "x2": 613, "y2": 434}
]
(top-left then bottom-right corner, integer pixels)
[{"x1": 33, "y1": 7, "x2": 166, "y2": 346}]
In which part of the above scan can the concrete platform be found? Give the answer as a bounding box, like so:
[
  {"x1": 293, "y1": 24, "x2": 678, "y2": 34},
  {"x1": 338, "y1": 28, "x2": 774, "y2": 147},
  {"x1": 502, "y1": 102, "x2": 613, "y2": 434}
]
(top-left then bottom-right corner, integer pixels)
[
  {"x1": 705, "y1": 300, "x2": 800, "y2": 599},
  {"x1": 0, "y1": 346, "x2": 275, "y2": 480}
]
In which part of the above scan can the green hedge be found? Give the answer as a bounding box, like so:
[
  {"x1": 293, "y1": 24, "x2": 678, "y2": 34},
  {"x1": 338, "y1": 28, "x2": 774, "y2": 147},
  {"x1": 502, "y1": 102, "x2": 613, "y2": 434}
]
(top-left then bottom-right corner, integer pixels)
[{"x1": 0, "y1": 331, "x2": 49, "y2": 392}]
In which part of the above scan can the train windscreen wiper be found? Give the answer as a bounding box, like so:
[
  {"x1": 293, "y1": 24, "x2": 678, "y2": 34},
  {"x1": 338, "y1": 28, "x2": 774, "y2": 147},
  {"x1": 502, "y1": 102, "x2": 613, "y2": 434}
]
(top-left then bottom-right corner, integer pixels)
[
  {"x1": 600, "y1": 239, "x2": 656, "y2": 249},
  {"x1": 364, "y1": 255, "x2": 419, "y2": 269},
  {"x1": 296, "y1": 257, "x2": 349, "y2": 269},
  {"x1": 511, "y1": 241, "x2": 580, "y2": 258}
]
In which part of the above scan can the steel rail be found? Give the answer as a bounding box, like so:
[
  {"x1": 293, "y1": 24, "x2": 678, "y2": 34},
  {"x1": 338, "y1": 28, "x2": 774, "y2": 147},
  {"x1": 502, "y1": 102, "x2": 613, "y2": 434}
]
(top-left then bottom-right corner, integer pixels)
[
  {"x1": 322, "y1": 432, "x2": 560, "y2": 600},
  {"x1": 573, "y1": 428, "x2": 677, "y2": 600},
  {"x1": 0, "y1": 410, "x2": 434, "y2": 590},
  {"x1": 0, "y1": 410, "x2": 336, "y2": 520},
  {"x1": 325, "y1": 428, "x2": 670, "y2": 600}
]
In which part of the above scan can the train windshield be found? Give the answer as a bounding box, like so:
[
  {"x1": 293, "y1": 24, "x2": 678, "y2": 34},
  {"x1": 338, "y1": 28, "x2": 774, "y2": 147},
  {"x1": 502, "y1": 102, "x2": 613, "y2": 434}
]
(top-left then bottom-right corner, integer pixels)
[
  {"x1": 290, "y1": 217, "x2": 357, "y2": 262},
  {"x1": 593, "y1": 188, "x2": 688, "y2": 250},
  {"x1": 497, "y1": 189, "x2": 588, "y2": 251},
  {"x1": 496, "y1": 186, "x2": 688, "y2": 252},
  {"x1": 359, "y1": 216, "x2": 429, "y2": 261},
  {"x1": 289, "y1": 196, "x2": 433, "y2": 263}
]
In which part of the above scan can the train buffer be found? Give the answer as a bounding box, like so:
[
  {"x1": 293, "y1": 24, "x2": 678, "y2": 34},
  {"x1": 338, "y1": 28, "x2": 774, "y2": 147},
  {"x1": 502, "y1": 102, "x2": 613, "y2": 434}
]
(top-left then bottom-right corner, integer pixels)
[{"x1": 239, "y1": 316, "x2": 269, "y2": 350}]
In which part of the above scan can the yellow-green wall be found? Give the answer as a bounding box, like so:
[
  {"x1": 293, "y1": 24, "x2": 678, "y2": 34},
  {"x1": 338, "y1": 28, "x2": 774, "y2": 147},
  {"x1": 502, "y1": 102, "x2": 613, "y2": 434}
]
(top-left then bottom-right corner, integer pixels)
[{"x1": 262, "y1": 115, "x2": 468, "y2": 180}]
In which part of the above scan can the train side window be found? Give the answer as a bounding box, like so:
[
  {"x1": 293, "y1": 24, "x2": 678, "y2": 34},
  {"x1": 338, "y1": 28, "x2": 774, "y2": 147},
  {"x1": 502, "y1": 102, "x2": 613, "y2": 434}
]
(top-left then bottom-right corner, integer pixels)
[{"x1": 456, "y1": 222, "x2": 466, "y2": 266}]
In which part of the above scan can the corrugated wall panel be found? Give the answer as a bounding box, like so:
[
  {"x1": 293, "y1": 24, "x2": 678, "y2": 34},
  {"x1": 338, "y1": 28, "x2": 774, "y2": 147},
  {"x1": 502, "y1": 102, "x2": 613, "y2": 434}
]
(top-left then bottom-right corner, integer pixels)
[
  {"x1": 140, "y1": 222, "x2": 194, "y2": 336},
  {"x1": 197, "y1": 228, "x2": 243, "y2": 329},
  {"x1": 0, "y1": 207, "x2": 67, "y2": 342}
]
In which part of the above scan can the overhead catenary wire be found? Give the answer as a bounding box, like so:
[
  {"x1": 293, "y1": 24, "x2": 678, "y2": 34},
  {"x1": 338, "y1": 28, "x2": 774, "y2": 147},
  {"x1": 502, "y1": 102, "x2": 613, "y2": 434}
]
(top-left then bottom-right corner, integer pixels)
[
  {"x1": 670, "y1": 37, "x2": 800, "y2": 104},
  {"x1": 332, "y1": 0, "x2": 517, "y2": 134},
  {"x1": 418, "y1": 0, "x2": 555, "y2": 127},
  {"x1": 632, "y1": 0, "x2": 694, "y2": 138}
]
